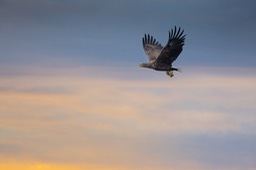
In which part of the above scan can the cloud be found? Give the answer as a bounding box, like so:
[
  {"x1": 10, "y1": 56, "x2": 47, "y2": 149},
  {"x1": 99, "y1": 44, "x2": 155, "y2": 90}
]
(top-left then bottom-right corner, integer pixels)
[{"x1": 0, "y1": 66, "x2": 256, "y2": 170}]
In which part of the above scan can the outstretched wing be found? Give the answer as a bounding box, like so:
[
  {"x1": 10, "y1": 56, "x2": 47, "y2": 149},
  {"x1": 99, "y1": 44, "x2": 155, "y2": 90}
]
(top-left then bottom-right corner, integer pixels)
[
  {"x1": 142, "y1": 34, "x2": 163, "y2": 62},
  {"x1": 154, "y1": 26, "x2": 186, "y2": 66}
]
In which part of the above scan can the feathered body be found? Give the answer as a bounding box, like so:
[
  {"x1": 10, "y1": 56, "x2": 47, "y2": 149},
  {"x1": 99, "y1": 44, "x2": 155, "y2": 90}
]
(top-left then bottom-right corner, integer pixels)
[{"x1": 140, "y1": 26, "x2": 186, "y2": 77}]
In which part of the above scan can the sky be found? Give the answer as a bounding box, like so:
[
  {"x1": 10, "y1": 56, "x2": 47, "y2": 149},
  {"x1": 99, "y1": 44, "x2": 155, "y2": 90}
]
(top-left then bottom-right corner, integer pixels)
[{"x1": 1, "y1": 0, "x2": 256, "y2": 170}]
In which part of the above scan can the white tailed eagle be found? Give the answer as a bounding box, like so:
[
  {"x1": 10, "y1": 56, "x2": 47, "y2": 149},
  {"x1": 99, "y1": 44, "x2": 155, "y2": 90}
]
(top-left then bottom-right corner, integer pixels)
[{"x1": 140, "y1": 26, "x2": 186, "y2": 77}]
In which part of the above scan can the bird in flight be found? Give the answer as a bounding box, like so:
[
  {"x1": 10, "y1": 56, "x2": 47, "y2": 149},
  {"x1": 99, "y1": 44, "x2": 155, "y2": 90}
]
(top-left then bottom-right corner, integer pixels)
[{"x1": 140, "y1": 26, "x2": 186, "y2": 77}]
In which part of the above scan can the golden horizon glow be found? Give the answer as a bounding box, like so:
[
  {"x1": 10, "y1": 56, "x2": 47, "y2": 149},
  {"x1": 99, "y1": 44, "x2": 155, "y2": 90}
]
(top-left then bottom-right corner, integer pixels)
[{"x1": 0, "y1": 162, "x2": 127, "y2": 170}]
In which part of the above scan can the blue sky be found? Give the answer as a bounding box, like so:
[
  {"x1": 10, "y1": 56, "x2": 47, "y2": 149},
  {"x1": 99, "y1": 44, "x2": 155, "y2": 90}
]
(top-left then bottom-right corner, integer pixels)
[
  {"x1": 1, "y1": 1, "x2": 256, "y2": 170},
  {"x1": 1, "y1": 0, "x2": 256, "y2": 67}
]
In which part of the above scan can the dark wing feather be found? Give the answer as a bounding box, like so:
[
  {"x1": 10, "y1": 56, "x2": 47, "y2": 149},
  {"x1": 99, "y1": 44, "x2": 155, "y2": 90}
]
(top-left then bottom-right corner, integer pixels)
[
  {"x1": 154, "y1": 26, "x2": 186, "y2": 66},
  {"x1": 142, "y1": 34, "x2": 163, "y2": 62}
]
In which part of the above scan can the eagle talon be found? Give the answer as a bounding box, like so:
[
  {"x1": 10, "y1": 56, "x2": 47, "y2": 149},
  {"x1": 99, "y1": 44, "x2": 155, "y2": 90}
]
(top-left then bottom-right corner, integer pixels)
[{"x1": 166, "y1": 71, "x2": 174, "y2": 77}]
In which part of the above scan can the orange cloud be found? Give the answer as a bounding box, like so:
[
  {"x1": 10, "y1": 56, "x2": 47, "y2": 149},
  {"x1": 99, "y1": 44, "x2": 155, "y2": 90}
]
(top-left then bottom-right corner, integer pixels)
[{"x1": 0, "y1": 66, "x2": 256, "y2": 170}]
